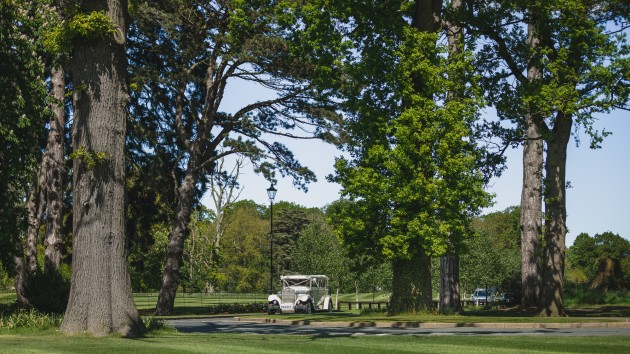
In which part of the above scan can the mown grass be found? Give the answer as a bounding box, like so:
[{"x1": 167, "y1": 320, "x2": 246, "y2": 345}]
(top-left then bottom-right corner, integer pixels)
[{"x1": 1, "y1": 332, "x2": 629, "y2": 354}]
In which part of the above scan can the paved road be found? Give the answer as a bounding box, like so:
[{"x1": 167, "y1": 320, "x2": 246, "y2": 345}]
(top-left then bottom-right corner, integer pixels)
[{"x1": 169, "y1": 317, "x2": 630, "y2": 337}]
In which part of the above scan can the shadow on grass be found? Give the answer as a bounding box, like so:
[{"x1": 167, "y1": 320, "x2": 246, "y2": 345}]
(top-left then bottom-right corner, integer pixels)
[{"x1": 464, "y1": 305, "x2": 630, "y2": 318}]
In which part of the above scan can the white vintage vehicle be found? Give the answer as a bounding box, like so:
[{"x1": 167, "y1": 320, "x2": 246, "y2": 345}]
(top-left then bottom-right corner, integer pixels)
[{"x1": 267, "y1": 275, "x2": 333, "y2": 314}]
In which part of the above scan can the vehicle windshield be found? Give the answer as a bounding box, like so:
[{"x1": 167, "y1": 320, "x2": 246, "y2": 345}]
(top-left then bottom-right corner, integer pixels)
[
  {"x1": 475, "y1": 290, "x2": 487, "y2": 296},
  {"x1": 284, "y1": 278, "x2": 310, "y2": 287}
]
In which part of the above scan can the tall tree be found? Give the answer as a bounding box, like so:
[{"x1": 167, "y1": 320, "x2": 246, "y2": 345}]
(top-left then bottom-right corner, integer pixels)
[
  {"x1": 60, "y1": 0, "x2": 144, "y2": 336},
  {"x1": 331, "y1": 0, "x2": 491, "y2": 314},
  {"x1": 128, "y1": 1, "x2": 342, "y2": 315},
  {"x1": 462, "y1": 0, "x2": 630, "y2": 316}
]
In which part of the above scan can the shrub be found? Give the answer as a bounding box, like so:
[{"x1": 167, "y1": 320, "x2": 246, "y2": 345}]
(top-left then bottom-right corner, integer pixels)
[
  {"x1": 0, "y1": 307, "x2": 62, "y2": 331},
  {"x1": 22, "y1": 266, "x2": 70, "y2": 314},
  {"x1": 564, "y1": 288, "x2": 630, "y2": 306},
  {"x1": 207, "y1": 302, "x2": 265, "y2": 314}
]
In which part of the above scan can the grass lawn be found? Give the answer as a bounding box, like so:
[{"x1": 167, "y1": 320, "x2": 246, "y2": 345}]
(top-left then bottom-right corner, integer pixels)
[{"x1": 1, "y1": 331, "x2": 629, "y2": 354}]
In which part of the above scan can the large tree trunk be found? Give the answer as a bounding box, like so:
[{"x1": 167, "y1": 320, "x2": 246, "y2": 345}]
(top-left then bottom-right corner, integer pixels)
[
  {"x1": 389, "y1": 250, "x2": 433, "y2": 314},
  {"x1": 538, "y1": 112, "x2": 572, "y2": 317},
  {"x1": 520, "y1": 20, "x2": 543, "y2": 309},
  {"x1": 439, "y1": 255, "x2": 462, "y2": 314},
  {"x1": 43, "y1": 64, "x2": 65, "y2": 272},
  {"x1": 61, "y1": 0, "x2": 144, "y2": 336},
  {"x1": 155, "y1": 169, "x2": 198, "y2": 315},
  {"x1": 520, "y1": 119, "x2": 543, "y2": 308}
]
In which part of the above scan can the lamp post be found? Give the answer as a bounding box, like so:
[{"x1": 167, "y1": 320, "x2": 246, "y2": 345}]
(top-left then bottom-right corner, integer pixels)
[{"x1": 267, "y1": 183, "x2": 277, "y2": 295}]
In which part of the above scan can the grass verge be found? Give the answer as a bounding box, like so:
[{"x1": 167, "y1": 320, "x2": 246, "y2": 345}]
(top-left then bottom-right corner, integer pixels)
[{"x1": 0, "y1": 332, "x2": 629, "y2": 353}]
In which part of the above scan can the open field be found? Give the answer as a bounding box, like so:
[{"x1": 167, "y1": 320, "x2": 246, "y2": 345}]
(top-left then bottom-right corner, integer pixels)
[{"x1": 1, "y1": 331, "x2": 630, "y2": 354}]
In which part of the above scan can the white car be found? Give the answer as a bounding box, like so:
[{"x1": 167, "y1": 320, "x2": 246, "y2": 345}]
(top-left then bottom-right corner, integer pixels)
[
  {"x1": 470, "y1": 288, "x2": 496, "y2": 304},
  {"x1": 267, "y1": 275, "x2": 333, "y2": 314}
]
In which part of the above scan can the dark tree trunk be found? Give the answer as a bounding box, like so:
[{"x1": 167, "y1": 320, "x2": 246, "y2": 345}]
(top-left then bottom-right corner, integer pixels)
[
  {"x1": 12, "y1": 242, "x2": 29, "y2": 305},
  {"x1": 155, "y1": 169, "x2": 199, "y2": 315},
  {"x1": 26, "y1": 171, "x2": 42, "y2": 274},
  {"x1": 520, "y1": 21, "x2": 543, "y2": 309},
  {"x1": 538, "y1": 112, "x2": 572, "y2": 317},
  {"x1": 61, "y1": 0, "x2": 144, "y2": 336},
  {"x1": 438, "y1": 0, "x2": 463, "y2": 316},
  {"x1": 43, "y1": 64, "x2": 66, "y2": 273},
  {"x1": 389, "y1": 250, "x2": 433, "y2": 314},
  {"x1": 439, "y1": 255, "x2": 462, "y2": 314}
]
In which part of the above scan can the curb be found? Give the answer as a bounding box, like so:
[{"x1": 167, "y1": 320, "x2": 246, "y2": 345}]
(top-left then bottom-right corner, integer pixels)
[{"x1": 233, "y1": 317, "x2": 630, "y2": 329}]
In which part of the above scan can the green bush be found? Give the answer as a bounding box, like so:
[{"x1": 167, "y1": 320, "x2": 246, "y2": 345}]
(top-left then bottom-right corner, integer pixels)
[
  {"x1": 23, "y1": 266, "x2": 70, "y2": 314},
  {"x1": 564, "y1": 288, "x2": 630, "y2": 306},
  {"x1": 208, "y1": 302, "x2": 265, "y2": 314},
  {"x1": 0, "y1": 307, "x2": 62, "y2": 331}
]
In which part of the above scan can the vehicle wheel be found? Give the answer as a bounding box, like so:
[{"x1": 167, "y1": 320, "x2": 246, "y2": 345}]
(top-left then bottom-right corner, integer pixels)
[
  {"x1": 305, "y1": 301, "x2": 312, "y2": 314},
  {"x1": 268, "y1": 310, "x2": 275, "y2": 315},
  {"x1": 328, "y1": 300, "x2": 333, "y2": 313}
]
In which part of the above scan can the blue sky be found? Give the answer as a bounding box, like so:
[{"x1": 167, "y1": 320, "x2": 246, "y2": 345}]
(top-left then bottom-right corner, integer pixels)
[{"x1": 205, "y1": 79, "x2": 629, "y2": 247}]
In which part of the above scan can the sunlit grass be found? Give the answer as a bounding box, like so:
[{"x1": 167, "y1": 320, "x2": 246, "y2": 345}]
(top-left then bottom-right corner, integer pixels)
[{"x1": 0, "y1": 332, "x2": 629, "y2": 354}]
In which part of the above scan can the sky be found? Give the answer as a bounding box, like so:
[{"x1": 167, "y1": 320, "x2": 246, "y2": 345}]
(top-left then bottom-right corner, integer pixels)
[{"x1": 203, "y1": 78, "x2": 629, "y2": 247}]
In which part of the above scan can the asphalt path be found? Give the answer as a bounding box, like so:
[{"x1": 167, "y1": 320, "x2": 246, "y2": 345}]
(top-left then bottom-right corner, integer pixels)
[{"x1": 169, "y1": 317, "x2": 630, "y2": 337}]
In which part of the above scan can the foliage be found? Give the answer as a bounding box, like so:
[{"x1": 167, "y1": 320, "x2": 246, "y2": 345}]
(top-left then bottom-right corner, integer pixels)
[
  {"x1": 208, "y1": 302, "x2": 264, "y2": 315},
  {"x1": 128, "y1": 224, "x2": 169, "y2": 292},
  {"x1": 293, "y1": 215, "x2": 351, "y2": 293},
  {"x1": 0, "y1": 0, "x2": 49, "y2": 270},
  {"x1": 0, "y1": 307, "x2": 62, "y2": 331},
  {"x1": 272, "y1": 202, "x2": 322, "y2": 275},
  {"x1": 43, "y1": 10, "x2": 117, "y2": 54},
  {"x1": 460, "y1": 207, "x2": 522, "y2": 297},
  {"x1": 180, "y1": 209, "x2": 216, "y2": 293},
  {"x1": 564, "y1": 288, "x2": 630, "y2": 306},
  {"x1": 141, "y1": 316, "x2": 170, "y2": 333},
  {"x1": 22, "y1": 266, "x2": 70, "y2": 314},
  {"x1": 217, "y1": 201, "x2": 268, "y2": 293},
  {"x1": 566, "y1": 232, "x2": 630, "y2": 289}
]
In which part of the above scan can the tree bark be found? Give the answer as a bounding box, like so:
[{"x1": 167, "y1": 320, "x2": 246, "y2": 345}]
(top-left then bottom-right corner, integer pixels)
[
  {"x1": 61, "y1": 0, "x2": 144, "y2": 336},
  {"x1": 439, "y1": 255, "x2": 462, "y2": 314},
  {"x1": 438, "y1": 0, "x2": 463, "y2": 316},
  {"x1": 12, "y1": 241, "x2": 30, "y2": 305},
  {"x1": 520, "y1": 20, "x2": 543, "y2": 309},
  {"x1": 155, "y1": 169, "x2": 199, "y2": 315},
  {"x1": 538, "y1": 112, "x2": 572, "y2": 317},
  {"x1": 389, "y1": 250, "x2": 433, "y2": 314},
  {"x1": 43, "y1": 64, "x2": 66, "y2": 273},
  {"x1": 26, "y1": 171, "x2": 42, "y2": 274}
]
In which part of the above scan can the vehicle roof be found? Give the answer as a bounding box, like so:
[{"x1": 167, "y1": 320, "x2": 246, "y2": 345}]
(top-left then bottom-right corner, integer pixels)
[{"x1": 280, "y1": 275, "x2": 328, "y2": 280}]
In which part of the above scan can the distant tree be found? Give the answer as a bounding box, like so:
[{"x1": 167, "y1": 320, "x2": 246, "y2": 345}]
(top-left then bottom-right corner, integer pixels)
[
  {"x1": 293, "y1": 215, "x2": 350, "y2": 295},
  {"x1": 460, "y1": 207, "x2": 521, "y2": 299},
  {"x1": 272, "y1": 202, "x2": 319, "y2": 276},
  {"x1": 217, "y1": 200, "x2": 268, "y2": 293},
  {"x1": 567, "y1": 232, "x2": 630, "y2": 291}
]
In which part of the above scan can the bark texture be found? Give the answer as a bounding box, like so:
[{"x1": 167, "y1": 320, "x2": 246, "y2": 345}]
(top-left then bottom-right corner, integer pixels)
[
  {"x1": 389, "y1": 250, "x2": 433, "y2": 314},
  {"x1": 439, "y1": 255, "x2": 462, "y2": 314},
  {"x1": 43, "y1": 65, "x2": 66, "y2": 272},
  {"x1": 61, "y1": 0, "x2": 144, "y2": 336},
  {"x1": 438, "y1": 0, "x2": 463, "y2": 315},
  {"x1": 538, "y1": 112, "x2": 572, "y2": 317},
  {"x1": 520, "y1": 20, "x2": 543, "y2": 309},
  {"x1": 155, "y1": 169, "x2": 198, "y2": 315}
]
